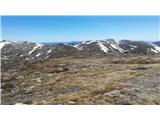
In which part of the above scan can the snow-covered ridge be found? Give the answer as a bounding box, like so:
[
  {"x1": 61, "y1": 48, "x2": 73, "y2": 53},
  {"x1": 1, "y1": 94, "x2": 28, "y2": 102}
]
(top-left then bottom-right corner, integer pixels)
[
  {"x1": 72, "y1": 39, "x2": 160, "y2": 54},
  {"x1": 1, "y1": 40, "x2": 160, "y2": 60},
  {"x1": 1, "y1": 39, "x2": 160, "y2": 71},
  {"x1": 97, "y1": 41, "x2": 108, "y2": 53},
  {"x1": 0, "y1": 41, "x2": 12, "y2": 49},
  {"x1": 82, "y1": 40, "x2": 95, "y2": 45},
  {"x1": 74, "y1": 39, "x2": 126, "y2": 53}
]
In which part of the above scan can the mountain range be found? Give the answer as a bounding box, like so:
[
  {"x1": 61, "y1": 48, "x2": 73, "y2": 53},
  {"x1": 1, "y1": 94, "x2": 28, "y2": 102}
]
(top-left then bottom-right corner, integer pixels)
[{"x1": 1, "y1": 39, "x2": 160, "y2": 71}]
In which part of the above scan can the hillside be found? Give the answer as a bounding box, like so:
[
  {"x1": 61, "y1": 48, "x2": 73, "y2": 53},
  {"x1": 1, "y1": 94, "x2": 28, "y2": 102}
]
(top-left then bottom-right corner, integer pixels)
[{"x1": 1, "y1": 39, "x2": 160, "y2": 105}]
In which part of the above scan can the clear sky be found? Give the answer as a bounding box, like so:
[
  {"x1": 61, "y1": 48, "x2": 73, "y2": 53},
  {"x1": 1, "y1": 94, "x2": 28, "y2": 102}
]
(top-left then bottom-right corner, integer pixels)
[{"x1": 1, "y1": 16, "x2": 159, "y2": 43}]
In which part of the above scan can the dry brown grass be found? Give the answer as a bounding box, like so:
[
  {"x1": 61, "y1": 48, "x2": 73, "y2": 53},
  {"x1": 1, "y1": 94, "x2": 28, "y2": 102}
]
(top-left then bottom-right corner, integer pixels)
[
  {"x1": 102, "y1": 56, "x2": 160, "y2": 64},
  {"x1": 2, "y1": 55, "x2": 160, "y2": 105}
]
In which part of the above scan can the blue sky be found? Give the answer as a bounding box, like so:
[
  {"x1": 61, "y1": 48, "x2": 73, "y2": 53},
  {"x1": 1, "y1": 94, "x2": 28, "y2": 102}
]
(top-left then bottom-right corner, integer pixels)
[{"x1": 1, "y1": 16, "x2": 159, "y2": 43}]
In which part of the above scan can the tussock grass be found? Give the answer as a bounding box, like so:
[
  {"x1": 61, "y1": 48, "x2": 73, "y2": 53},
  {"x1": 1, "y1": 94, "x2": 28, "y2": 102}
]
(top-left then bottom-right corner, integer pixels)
[{"x1": 2, "y1": 56, "x2": 160, "y2": 105}]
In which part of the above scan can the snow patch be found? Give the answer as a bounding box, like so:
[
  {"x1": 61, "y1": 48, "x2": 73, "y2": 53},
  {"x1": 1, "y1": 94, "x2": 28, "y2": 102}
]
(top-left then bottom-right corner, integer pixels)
[
  {"x1": 97, "y1": 41, "x2": 108, "y2": 53},
  {"x1": 73, "y1": 45, "x2": 82, "y2": 50},
  {"x1": 150, "y1": 48, "x2": 158, "y2": 53},
  {"x1": 0, "y1": 41, "x2": 11, "y2": 49},
  {"x1": 130, "y1": 45, "x2": 137, "y2": 48},
  {"x1": 151, "y1": 44, "x2": 160, "y2": 53},
  {"x1": 110, "y1": 43, "x2": 125, "y2": 53},
  {"x1": 73, "y1": 44, "x2": 79, "y2": 48},
  {"x1": 25, "y1": 57, "x2": 30, "y2": 61},
  {"x1": 29, "y1": 44, "x2": 43, "y2": 54},
  {"x1": 36, "y1": 53, "x2": 41, "y2": 57},
  {"x1": 47, "y1": 49, "x2": 52, "y2": 54},
  {"x1": 110, "y1": 43, "x2": 117, "y2": 49},
  {"x1": 82, "y1": 40, "x2": 95, "y2": 45}
]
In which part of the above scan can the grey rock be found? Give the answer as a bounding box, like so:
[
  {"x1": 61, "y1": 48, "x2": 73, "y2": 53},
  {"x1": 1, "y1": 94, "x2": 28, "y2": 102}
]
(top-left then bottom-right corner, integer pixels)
[
  {"x1": 103, "y1": 90, "x2": 122, "y2": 97},
  {"x1": 2, "y1": 76, "x2": 10, "y2": 81},
  {"x1": 68, "y1": 101, "x2": 76, "y2": 105},
  {"x1": 16, "y1": 75, "x2": 25, "y2": 79},
  {"x1": 32, "y1": 78, "x2": 42, "y2": 83}
]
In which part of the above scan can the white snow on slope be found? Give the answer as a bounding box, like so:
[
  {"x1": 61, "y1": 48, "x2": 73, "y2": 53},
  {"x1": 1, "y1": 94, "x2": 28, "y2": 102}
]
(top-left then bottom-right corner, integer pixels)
[
  {"x1": 130, "y1": 45, "x2": 137, "y2": 50},
  {"x1": 73, "y1": 44, "x2": 79, "y2": 48},
  {"x1": 82, "y1": 40, "x2": 95, "y2": 45},
  {"x1": 73, "y1": 45, "x2": 83, "y2": 50},
  {"x1": 151, "y1": 44, "x2": 160, "y2": 53},
  {"x1": 97, "y1": 41, "x2": 108, "y2": 53},
  {"x1": 0, "y1": 41, "x2": 11, "y2": 49},
  {"x1": 36, "y1": 53, "x2": 41, "y2": 57},
  {"x1": 110, "y1": 43, "x2": 125, "y2": 53},
  {"x1": 25, "y1": 57, "x2": 30, "y2": 61},
  {"x1": 150, "y1": 48, "x2": 158, "y2": 53},
  {"x1": 47, "y1": 49, "x2": 52, "y2": 54},
  {"x1": 130, "y1": 45, "x2": 137, "y2": 48},
  {"x1": 29, "y1": 44, "x2": 43, "y2": 54}
]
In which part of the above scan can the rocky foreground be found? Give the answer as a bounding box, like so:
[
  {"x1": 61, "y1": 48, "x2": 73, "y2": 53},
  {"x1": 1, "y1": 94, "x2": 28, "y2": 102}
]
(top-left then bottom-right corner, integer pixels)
[{"x1": 1, "y1": 55, "x2": 160, "y2": 105}]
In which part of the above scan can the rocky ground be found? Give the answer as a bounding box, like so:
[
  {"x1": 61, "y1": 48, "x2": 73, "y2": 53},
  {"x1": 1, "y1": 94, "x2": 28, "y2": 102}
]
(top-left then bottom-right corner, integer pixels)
[{"x1": 1, "y1": 55, "x2": 160, "y2": 105}]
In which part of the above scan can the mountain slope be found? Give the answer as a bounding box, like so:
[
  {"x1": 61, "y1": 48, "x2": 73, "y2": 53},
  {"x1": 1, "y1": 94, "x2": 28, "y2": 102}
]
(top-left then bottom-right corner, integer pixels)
[
  {"x1": 153, "y1": 41, "x2": 160, "y2": 47},
  {"x1": 1, "y1": 39, "x2": 160, "y2": 71},
  {"x1": 118, "y1": 40, "x2": 160, "y2": 54},
  {"x1": 74, "y1": 39, "x2": 160, "y2": 54},
  {"x1": 1, "y1": 40, "x2": 77, "y2": 71}
]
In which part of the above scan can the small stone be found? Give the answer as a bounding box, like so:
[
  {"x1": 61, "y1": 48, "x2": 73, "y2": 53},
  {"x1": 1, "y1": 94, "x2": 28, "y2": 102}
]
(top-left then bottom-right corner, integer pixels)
[
  {"x1": 28, "y1": 86, "x2": 35, "y2": 90},
  {"x1": 2, "y1": 76, "x2": 10, "y2": 81},
  {"x1": 81, "y1": 68, "x2": 88, "y2": 71},
  {"x1": 33, "y1": 78, "x2": 42, "y2": 83},
  {"x1": 12, "y1": 72, "x2": 19, "y2": 75},
  {"x1": 15, "y1": 103, "x2": 27, "y2": 105},
  {"x1": 68, "y1": 101, "x2": 76, "y2": 105},
  {"x1": 103, "y1": 90, "x2": 121, "y2": 97},
  {"x1": 34, "y1": 71, "x2": 41, "y2": 74},
  {"x1": 16, "y1": 75, "x2": 25, "y2": 79},
  {"x1": 83, "y1": 63, "x2": 92, "y2": 69},
  {"x1": 47, "y1": 74, "x2": 53, "y2": 77}
]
